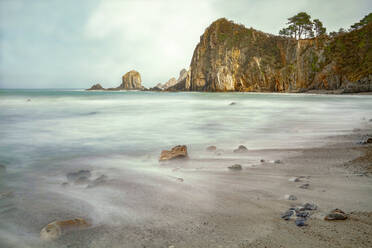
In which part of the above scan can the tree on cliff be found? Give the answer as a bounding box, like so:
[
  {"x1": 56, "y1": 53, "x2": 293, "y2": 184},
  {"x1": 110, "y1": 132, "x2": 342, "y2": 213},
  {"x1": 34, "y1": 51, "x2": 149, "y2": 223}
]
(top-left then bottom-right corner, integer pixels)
[
  {"x1": 350, "y1": 12, "x2": 372, "y2": 30},
  {"x1": 279, "y1": 12, "x2": 328, "y2": 39},
  {"x1": 313, "y1": 19, "x2": 326, "y2": 36},
  {"x1": 279, "y1": 12, "x2": 313, "y2": 39}
]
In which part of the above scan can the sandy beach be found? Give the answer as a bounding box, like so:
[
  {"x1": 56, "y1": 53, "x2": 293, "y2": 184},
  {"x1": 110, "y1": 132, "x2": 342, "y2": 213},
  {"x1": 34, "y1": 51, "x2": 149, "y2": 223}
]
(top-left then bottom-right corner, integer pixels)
[{"x1": 9, "y1": 127, "x2": 368, "y2": 248}]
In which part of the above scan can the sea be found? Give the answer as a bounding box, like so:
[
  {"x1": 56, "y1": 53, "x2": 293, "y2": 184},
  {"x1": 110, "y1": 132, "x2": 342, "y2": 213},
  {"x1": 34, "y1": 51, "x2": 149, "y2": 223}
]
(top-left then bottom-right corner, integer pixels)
[{"x1": 0, "y1": 89, "x2": 372, "y2": 247}]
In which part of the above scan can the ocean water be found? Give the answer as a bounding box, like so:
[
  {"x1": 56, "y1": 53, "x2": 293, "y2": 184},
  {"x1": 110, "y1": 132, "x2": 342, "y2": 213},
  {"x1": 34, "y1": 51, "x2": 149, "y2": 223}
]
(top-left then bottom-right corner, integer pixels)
[{"x1": 0, "y1": 89, "x2": 372, "y2": 247}]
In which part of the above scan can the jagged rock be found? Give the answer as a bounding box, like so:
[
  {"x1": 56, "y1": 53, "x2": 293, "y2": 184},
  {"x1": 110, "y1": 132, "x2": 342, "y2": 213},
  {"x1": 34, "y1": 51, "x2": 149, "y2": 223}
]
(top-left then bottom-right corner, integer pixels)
[
  {"x1": 233, "y1": 145, "x2": 248, "y2": 153},
  {"x1": 159, "y1": 145, "x2": 188, "y2": 162},
  {"x1": 87, "y1": 84, "x2": 104, "y2": 90},
  {"x1": 206, "y1": 145, "x2": 217, "y2": 151},
  {"x1": 162, "y1": 77, "x2": 177, "y2": 89},
  {"x1": 324, "y1": 209, "x2": 348, "y2": 221},
  {"x1": 66, "y1": 170, "x2": 91, "y2": 182},
  {"x1": 119, "y1": 70, "x2": 143, "y2": 90},
  {"x1": 40, "y1": 218, "x2": 90, "y2": 241},
  {"x1": 174, "y1": 18, "x2": 372, "y2": 93},
  {"x1": 228, "y1": 164, "x2": 242, "y2": 170},
  {"x1": 285, "y1": 194, "x2": 297, "y2": 200}
]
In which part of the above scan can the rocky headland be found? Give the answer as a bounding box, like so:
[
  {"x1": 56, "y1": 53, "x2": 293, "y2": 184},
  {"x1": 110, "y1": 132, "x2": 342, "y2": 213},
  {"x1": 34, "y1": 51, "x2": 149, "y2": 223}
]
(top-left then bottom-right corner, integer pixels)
[{"x1": 169, "y1": 18, "x2": 372, "y2": 93}]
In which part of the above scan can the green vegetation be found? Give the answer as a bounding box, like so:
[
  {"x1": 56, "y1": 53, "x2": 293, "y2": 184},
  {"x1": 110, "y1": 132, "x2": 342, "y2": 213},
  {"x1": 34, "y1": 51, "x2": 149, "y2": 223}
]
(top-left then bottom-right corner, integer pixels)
[
  {"x1": 350, "y1": 13, "x2": 372, "y2": 30},
  {"x1": 279, "y1": 12, "x2": 326, "y2": 39}
]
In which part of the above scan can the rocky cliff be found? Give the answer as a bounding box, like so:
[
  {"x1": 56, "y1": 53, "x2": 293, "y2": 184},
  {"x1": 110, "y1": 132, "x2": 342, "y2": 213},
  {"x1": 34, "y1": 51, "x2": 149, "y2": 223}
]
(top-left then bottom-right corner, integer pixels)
[
  {"x1": 119, "y1": 70, "x2": 143, "y2": 90},
  {"x1": 170, "y1": 18, "x2": 372, "y2": 93}
]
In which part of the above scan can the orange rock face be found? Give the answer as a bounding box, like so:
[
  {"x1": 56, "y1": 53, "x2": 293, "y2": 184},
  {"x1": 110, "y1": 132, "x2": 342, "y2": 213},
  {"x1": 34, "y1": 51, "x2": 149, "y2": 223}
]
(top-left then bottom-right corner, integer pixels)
[{"x1": 159, "y1": 145, "x2": 188, "y2": 162}]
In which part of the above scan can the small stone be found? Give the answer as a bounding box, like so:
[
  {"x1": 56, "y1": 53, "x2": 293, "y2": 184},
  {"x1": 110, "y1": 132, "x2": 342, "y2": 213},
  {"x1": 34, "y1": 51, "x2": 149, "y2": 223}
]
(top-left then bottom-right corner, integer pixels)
[
  {"x1": 176, "y1": 177, "x2": 184, "y2": 182},
  {"x1": 228, "y1": 164, "x2": 242, "y2": 170},
  {"x1": 233, "y1": 145, "x2": 248, "y2": 153},
  {"x1": 295, "y1": 217, "x2": 307, "y2": 227},
  {"x1": 229, "y1": 102, "x2": 236, "y2": 105},
  {"x1": 285, "y1": 194, "x2": 297, "y2": 200},
  {"x1": 206, "y1": 146, "x2": 217, "y2": 151},
  {"x1": 324, "y1": 209, "x2": 347, "y2": 221},
  {"x1": 303, "y1": 203, "x2": 317, "y2": 211},
  {"x1": 281, "y1": 210, "x2": 295, "y2": 220},
  {"x1": 299, "y1": 183, "x2": 310, "y2": 189},
  {"x1": 260, "y1": 159, "x2": 265, "y2": 163}
]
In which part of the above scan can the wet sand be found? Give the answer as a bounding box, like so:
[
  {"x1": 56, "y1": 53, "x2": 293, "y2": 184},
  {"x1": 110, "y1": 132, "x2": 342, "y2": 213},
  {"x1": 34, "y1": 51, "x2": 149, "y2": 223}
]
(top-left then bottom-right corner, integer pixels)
[{"x1": 1, "y1": 129, "x2": 372, "y2": 248}]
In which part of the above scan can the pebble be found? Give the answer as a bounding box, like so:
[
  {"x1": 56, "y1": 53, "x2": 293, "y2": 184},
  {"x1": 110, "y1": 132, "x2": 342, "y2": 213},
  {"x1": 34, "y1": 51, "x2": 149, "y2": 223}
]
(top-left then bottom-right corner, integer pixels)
[
  {"x1": 229, "y1": 102, "x2": 236, "y2": 105},
  {"x1": 295, "y1": 218, "x2": 307, "y2": 227},
  {"x1": 289, "y1": 177, "x2": 301, "y2": 182},
  {"x1": 302, "y1": 203, "x2": 317, "y2": 211},
  {"x1": 233, "y1": 145, "x2": 248, "y2": 153}
]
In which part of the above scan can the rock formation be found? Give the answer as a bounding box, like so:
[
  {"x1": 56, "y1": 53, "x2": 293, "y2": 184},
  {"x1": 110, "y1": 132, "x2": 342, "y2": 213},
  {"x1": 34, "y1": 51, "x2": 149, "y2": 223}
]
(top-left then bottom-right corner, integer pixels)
[
  {"x1": 86, "y1": 84, "x2": 104, "y2": 90},
  {"x1": 119, "y1": 70, "x2": 143, "y2": 90},
  {"x1": 159, "y1": 145, "x2": 188, "y2": 161},
  {"x1": 155, "y1": 69, "x2": 188, "y2": 90},
  {"x1": 169, "y1": 18, "x2": 372, "y2": 93}
]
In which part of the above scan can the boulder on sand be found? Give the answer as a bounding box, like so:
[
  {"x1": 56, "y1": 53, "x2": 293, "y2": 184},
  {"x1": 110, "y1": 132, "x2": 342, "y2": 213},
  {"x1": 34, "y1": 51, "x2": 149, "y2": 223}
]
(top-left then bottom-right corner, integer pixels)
[
  {"x1": 159, "y1": 145, "x2": 188, "y2": 162},
  {"x1": 40, "y1": 218, "x2": 90, "y2": 241},
  {"x1": 233, "y1": 145, "x2": 248, "y2": 153}
]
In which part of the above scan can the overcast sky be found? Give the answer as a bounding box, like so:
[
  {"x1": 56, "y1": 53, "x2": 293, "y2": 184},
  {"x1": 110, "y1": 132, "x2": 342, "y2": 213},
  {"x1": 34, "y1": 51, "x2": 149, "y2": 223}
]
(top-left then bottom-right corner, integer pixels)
[{"x1": 0, "y1": 0, "x2": 371, "y2": 89}]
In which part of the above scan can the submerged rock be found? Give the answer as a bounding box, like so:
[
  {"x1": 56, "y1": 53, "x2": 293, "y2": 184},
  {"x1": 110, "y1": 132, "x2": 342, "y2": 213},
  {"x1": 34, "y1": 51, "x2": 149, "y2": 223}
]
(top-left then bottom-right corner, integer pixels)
[
  {"x1": 289, "y1": 177, "x2": 301, "y2": 182},
  {"x1": 66, "y1": 170, "x2": 91, "y2": 182},
  {"x1": 228, "y1": 164, "x2": 242, "y2": 170},
  {"x1": 274, "y1": 160, "x2": 281, "y2": 164},
  {"x1": 87, "y1": 175, "x2": 108, "y2": 188},
  {"x1": 159, "y1": 145, "x2": 188, "y2": 162},
  {"x1": 233, "y1": 145, "x2": 248, "y2": 153},
  {"x1": 206, "y1": 145, "x2": 217, "y2": 151},
  {"x1": 40, "y1": 218, "x2": 90, "y2": 241},
  {"x1": 324, "y1": 209, "x2": 348, "y2": 221},
  {"x1": 229, "y1": 102, "x2": 236, "y2": 105}
]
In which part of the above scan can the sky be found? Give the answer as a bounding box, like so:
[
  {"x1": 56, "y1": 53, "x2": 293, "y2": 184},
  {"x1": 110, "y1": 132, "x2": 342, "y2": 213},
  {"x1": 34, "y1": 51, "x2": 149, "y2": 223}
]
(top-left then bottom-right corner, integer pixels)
[{"x1": 0, "y1": 0, "x2": 371, "y2": 89}]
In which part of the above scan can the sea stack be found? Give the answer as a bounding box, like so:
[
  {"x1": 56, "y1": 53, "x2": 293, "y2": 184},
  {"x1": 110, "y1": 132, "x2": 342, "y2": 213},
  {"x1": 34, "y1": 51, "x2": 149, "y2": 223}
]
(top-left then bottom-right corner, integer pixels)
[{"x1": 119, "y1": 70, "x2": 143, "y2": 90}]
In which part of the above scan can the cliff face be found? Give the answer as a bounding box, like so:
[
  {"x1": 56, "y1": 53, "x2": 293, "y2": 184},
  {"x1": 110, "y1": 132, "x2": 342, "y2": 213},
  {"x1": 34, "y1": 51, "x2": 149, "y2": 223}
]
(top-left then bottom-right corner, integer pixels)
[
  {"x1": 174, "y1": 18, "x2": 372, "y2": 92},
  {"x1": 120, "y1": 70, "x2": 143, "y2": 90}
]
